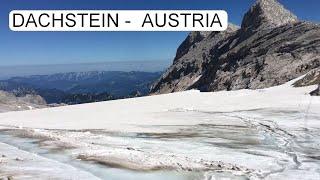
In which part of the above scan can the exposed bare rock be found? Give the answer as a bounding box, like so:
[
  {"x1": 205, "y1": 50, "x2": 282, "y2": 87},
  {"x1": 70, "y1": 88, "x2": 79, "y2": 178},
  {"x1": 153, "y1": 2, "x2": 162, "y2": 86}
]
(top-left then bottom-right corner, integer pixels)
[
  {"x1": 0, "y1": 91, "x2": 47, "y2": 113},
  {"x1": 294, "y1": 68, "x2": 320, "y2": 87},
  {"x1": 294, "y1": 68, "x2": 320, "y2": 96},
  {"x1": 174, "y1": 31, "x2": 212, "y2": 61},
  {"x1": 151, "y1": 24, "x2": 240, "y2": 94},
  {"x1": 150, "y1": 0, "x2": 320, "y2": 94},
  {"x1": 197, "y1": 22, "x2": 320, "y2": 92},
  {"x1": 241, "y1": 0, "x2": 298, "y2": 34}
]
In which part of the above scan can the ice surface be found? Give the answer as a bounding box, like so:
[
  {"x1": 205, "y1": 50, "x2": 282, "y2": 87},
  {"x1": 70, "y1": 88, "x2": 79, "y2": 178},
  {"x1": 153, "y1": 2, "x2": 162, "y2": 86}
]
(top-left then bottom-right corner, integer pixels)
[{"x1": 0, "y1": 140, "x2": 99, "y2": 179}]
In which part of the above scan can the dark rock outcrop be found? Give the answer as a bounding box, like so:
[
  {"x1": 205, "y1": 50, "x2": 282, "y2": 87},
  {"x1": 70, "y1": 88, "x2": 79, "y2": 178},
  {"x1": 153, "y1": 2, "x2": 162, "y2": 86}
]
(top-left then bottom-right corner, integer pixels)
[
  {"x1": 311, "y1": 86, "x2": 320, "y2": 96},
  {"x1": 310, "y1": 85, "x2": 320, "y2": 96},
  {"x1": 150, "y1": 0, "x2": 320, "y2": 94},
  {"x1": 294, "y1": 68, "x2": 320, "y2": 96}
]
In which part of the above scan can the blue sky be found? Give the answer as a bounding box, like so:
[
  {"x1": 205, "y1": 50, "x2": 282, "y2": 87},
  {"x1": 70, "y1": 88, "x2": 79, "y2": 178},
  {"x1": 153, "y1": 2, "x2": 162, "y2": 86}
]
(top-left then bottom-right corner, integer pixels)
[{"x1": 0, "y1": 0, "x2": 319, "y2": 66}]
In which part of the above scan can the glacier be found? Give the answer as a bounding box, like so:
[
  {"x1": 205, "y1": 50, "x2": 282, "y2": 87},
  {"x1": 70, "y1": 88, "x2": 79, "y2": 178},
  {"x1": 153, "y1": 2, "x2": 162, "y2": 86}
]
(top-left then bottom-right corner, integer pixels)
[{"x1": 0, "y1": 78, "x2": 319, "y2": 179}]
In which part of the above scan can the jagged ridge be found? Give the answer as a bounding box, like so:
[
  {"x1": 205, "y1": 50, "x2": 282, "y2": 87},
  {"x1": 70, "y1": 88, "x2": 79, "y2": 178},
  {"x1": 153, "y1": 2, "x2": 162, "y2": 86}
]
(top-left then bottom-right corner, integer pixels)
[{"x1": 150, "y1": 0, "x2": 320, "y2": 94}]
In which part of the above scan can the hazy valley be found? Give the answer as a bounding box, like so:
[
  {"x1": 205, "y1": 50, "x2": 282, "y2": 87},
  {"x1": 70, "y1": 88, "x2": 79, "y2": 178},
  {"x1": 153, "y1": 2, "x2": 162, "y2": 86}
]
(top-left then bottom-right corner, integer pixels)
[{"x1": 0, "y1": 71, "x2": 161, "y2": 108}]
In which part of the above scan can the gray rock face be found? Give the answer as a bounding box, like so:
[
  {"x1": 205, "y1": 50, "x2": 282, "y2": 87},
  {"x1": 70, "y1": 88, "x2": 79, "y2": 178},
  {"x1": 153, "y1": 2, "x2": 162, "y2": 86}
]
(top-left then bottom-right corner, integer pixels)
[
  {"x1": 151, "y1": 24, "x2": 240, "y2": 93},
  {"x1": 150, "y1": 0, "x2": 320, "y2": 94},
  {"x1": 241, "y1": 0, "x2": 298, "y2": 34}
]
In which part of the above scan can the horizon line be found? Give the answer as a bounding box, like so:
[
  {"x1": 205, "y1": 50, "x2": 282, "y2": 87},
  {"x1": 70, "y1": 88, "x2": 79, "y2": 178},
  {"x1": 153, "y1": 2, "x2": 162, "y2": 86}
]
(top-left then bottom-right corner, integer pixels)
[{"x1": 0, "y1": 59, "x2": 172, "y2": 68}]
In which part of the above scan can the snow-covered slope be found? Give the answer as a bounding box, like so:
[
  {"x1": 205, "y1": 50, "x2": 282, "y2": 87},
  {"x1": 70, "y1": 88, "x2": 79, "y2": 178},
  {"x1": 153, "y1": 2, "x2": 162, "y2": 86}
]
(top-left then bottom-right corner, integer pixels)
[
  {"x1": 0, "y1": 79, "x2": 318, "y2": 131},
  {"x1": 0, "y1": 79, "x2": 319, "y2": 179}
]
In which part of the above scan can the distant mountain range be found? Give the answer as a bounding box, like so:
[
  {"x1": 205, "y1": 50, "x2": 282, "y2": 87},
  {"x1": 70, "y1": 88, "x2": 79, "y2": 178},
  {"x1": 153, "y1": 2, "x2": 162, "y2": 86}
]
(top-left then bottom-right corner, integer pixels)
[
  {"x1": 0, "y1": 61, "x2": 170, "y2": 80},
  {"x1": 0, "y1": 71, "x2": 162, "y2": 104}
]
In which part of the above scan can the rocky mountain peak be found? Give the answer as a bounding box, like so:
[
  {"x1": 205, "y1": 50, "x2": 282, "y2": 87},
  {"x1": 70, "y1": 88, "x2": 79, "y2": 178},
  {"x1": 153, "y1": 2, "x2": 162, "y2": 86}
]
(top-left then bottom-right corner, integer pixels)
[
  {"x1": 150, "y1": 0, "x2": 319, "y2": 95},
  {"x1": 241, "y1": 0, "x2": 298, "y2": 33}
]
